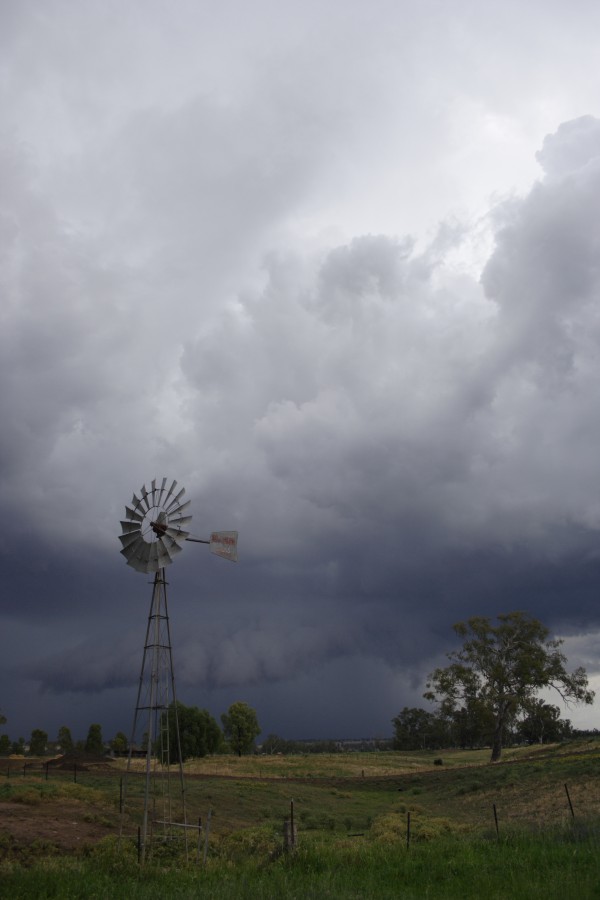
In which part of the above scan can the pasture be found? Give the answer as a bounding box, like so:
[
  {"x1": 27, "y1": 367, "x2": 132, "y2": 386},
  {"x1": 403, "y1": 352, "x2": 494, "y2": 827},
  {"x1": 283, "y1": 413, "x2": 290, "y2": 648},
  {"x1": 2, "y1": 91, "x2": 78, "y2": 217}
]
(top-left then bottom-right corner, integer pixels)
[{"x1": 1, "y1": 739, "x2": 599, "y2": 897}]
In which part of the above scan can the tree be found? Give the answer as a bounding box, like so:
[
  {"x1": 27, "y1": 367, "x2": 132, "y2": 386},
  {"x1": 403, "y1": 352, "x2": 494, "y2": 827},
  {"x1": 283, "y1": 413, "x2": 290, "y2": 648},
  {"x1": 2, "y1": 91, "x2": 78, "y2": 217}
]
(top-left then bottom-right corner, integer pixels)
[
  {"x1": 0, "y1": 711, "x2": 9, "y2": 756},
  {"x1": 110, "y1": 731, "x2": 129, "y2": 755},
  {"x1": 29, "y1": 729, "x2": 48, "y2": 756},
  {"x1": 517, "y1": 699, "x2": 571, "y2": 745},
  {"x1": 85, "y1": 723, "x2": 104, "y2": 755},
  {"x1": 450, "y1": 695, "x2": 496, "y2": 749},
  {"x1": 11, "y1": 737, "x2": 25, "y2": 755},
  {"x1": 260, "y1": 734, "x2": 302, "y2": 755},
  {"x1": 162, "y1": 703, "x2": 222, "y2": 762},
  {"x1": 392, "y1": 707, "x2": 447, "y2": 750},
  {"x1": 57, "y1": 725, "x2": 74, "y2": 753},
  {"x1": 425, "y1": 612, "x2": 593, "y2": 762},
  {"x1": 221, "y1": 702, "x2": 261, "y2": 756}
]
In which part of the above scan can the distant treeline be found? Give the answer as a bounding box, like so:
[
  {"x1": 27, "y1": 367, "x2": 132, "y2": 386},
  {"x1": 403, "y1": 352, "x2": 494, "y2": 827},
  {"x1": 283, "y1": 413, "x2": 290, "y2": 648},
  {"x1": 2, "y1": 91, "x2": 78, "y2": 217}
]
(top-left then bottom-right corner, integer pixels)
[
  {"x1": 259, "y1": 736, "x2": 394, "y2": 754},
  {"x1": 390, "y1": 702, "x2": 587, "y2": 752}
]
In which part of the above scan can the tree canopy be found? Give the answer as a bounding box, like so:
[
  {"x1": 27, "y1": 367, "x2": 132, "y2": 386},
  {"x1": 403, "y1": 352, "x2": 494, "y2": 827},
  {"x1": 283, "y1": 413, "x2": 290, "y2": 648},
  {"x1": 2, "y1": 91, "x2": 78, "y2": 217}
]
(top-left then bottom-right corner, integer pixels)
[
  {"x1": 57, "y1": 725, "x2": 74, "y2": 753},
  {"x1": 425, "y1": 611, "x2": 593, "y2": 761},
  {"x1": 392, "y1": 707, "x2": 447, "y2": 751},
  {"x1": 221, "y1": 701, "x2": 261, "y2": 756},
  {"x1": 110, "y1": 731, "x2": 129, "y2": 755},
  {"x1": 84, "y1": 723, "x2": 104, "y2": 755},
  {"x1": 163, "y1": 703, "x2": 222, "y2": 762},
  {"x1": 29, "y1": 728, "x2": 48, "y2": 756}
]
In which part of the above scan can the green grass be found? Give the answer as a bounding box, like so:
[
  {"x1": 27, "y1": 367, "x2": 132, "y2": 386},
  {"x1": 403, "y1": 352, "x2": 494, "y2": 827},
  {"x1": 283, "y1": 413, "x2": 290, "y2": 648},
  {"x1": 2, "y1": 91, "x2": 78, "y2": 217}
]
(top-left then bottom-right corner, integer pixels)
[
  {"x1": 2, "y1": 827, "x2": 599, "y2": 899},
  {"x1": 2, "y1": 740, "x2": 600, "y2": 897}
]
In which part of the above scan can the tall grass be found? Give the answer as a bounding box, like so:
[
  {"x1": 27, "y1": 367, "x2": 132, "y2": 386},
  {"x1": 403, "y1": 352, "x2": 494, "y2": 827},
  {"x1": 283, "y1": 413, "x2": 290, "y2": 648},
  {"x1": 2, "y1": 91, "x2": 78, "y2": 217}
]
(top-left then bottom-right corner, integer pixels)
[{"x1": 2, "y1": 825, "x2": 599, "y2": 899}]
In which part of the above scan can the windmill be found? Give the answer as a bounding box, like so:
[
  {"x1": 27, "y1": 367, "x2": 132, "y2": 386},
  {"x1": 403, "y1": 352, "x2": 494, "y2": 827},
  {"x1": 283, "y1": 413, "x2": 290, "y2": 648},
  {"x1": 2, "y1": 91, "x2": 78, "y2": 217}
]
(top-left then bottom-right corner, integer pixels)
[{"x1": 118, "y1": 478, "x2": 237, "y2": 862}]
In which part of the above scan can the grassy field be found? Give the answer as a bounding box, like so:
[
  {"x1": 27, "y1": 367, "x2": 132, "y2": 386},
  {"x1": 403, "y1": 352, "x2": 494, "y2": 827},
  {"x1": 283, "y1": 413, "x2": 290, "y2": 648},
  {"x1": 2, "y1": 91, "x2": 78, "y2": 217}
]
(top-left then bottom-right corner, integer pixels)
[{"x1": 1, "y1": 740, "x2": 599, "y2": 897}]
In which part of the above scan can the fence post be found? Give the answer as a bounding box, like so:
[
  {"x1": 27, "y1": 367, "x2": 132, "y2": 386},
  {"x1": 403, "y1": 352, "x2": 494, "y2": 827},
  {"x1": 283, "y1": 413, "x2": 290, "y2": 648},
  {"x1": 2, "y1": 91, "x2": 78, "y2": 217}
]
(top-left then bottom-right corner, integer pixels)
[
  {"x1": 291, "y1": 799, "x2": 295, "y2": 850},
  {"x1": 493, "y1": 804, "x2": 499, "y2": 840},
  {"x1": 406, "y1": 811, "x2": 411, "y2": 849},
  {"x1": 196, "y1": 817, "x2": 202, "y2": 864},
  {"x1": 564, "y1": 784, "x2": 575, "y2": 820},
  {"x1": 284, "y1": 799, "x2": 298, "y2": 852},
  {"x1": 203, "y1": 810, "x2": 211, "y2": 866}
]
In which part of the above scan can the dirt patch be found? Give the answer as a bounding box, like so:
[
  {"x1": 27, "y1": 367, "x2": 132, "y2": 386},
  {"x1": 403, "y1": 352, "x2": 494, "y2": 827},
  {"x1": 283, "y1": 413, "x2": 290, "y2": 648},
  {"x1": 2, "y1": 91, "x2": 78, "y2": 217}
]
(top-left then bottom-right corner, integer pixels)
[
  {"x1": 46, "y1": 753, "x2": 117, "y2": 774},
  {"x1": 0, "y1": 799, "x2": 117, "y2": 856}
]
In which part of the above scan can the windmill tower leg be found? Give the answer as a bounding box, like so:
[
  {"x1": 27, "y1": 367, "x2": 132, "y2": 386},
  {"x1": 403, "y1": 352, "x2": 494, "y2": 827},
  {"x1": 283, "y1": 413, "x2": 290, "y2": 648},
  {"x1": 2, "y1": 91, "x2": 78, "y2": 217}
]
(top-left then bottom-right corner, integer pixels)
[{"x1": 120, "y1": 569, "x2": 188, "y2": 862}]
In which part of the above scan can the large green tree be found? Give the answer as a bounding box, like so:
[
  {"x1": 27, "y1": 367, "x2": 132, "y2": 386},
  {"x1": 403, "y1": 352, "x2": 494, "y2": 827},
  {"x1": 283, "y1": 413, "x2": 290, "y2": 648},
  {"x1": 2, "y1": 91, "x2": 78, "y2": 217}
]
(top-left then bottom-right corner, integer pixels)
[
  {"x1": 425, "y1": 612, "x2": 593, "y2": 762},
  {"x1": 221, "y1": 701, "x2": 261, "y2": 756},
  {"x1": 110, "y1": 731, "x2": 129, "y2": 755},
  {"x1": 57, "y1": 725, "x2": 74, "y2": 753},
  {"x1": 85, "y1": 723, "x2": 104, "y2": 755},
  {"x1": 163, "y1": 703, "x2": 222, "y2": 762},
  {"x1": 29, "y1": 729, "x2": 48, "y2": 756},
  {"x1": 517, "y1": 699, "x2": 571, "y2": 745},
  {"x1": 392, "y1": 707, "x2": 448, "y2": 750}
]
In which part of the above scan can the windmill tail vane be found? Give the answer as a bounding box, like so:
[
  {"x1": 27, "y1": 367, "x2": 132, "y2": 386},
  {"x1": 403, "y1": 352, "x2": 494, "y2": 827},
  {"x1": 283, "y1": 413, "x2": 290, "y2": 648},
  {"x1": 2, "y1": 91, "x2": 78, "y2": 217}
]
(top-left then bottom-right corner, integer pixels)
[{"x1": 186, "y1": 530, "x2": 238, "y2": 562}]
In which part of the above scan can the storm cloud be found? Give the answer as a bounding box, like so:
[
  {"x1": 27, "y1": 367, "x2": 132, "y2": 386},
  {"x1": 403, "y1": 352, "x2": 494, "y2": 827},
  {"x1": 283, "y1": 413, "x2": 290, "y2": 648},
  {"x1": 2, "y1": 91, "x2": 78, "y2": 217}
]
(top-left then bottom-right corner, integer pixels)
[{"x1": 2, "y1": 1, "x2": 600, "y2": 741}]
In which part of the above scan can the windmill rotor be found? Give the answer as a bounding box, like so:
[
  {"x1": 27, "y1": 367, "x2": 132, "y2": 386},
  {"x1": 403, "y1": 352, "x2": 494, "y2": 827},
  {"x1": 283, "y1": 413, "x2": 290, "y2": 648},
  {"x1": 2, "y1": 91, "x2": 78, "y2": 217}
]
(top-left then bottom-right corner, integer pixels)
[{"x1": 119, "y1": 477, "x2": 192, "y2": 574}]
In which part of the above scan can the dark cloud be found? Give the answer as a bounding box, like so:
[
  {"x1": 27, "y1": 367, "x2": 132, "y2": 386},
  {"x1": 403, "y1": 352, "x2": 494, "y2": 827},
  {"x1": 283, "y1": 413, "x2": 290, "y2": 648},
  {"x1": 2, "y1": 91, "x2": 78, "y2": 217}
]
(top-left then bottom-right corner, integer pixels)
[{"x1": 2, "y1": 3, "x2": 600, "y2": 741}]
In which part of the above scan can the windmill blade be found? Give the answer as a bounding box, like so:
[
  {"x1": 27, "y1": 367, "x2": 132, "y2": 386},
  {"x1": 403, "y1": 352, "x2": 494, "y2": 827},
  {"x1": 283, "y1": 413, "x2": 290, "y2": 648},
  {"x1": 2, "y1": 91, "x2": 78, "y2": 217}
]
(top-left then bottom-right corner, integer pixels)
[
  {"x1": 131, "y1": 492, "x2": 146, "y2": 515},
  {"x1": 147, "y1": 543, "x2": 161, "y2": 573},
  {"x1": 120, "y1": 535, "x2": 145, "y2": 563},
  {"x1": 170, "y1": 498, "x2": 191, "y2": 518},
  {"x1": 165, "y1": 487, "x2": 186, "y2": 513},
  {"x1": 130, "y1": 555, "x2": 150, "y2": 574},
  {"x1": 159, "y1": 530, "x2": 180, "y2": 551},
  {"x1": 119, "y1": 531, "x2": 143, "y2": 551},
  {"x1": 165, "y1": 525, "x2": 190, "y2": 541},
  {"x1": 165, "y1": 479, "x2": 178, "y2": 504},
  {"x1": 140, "y1": 484, "x2": 151, "y2": 512},
  {"x1": 133, "y1": 541, "x2": 152, "y2": 568},
  {"x1": 125, "y1": 505, "x2": 144, "y2": 524},
  {"x1": 120, "y1": 520, "x2": 140, "y2": 535},
  {"x1": 156, "y1": 476, "x2": 167, "y2": 507},
  {"x1": 156, "y1": 538, "x2": 174, "y2": 569},
  {"x1": 167, "y1": 513, "x2": 192, "y2": 530}
]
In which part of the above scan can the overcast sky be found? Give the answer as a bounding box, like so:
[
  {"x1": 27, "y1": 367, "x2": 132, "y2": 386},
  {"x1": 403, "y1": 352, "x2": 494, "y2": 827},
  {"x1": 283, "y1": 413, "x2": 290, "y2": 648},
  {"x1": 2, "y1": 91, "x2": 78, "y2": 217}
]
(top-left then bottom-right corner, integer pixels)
[{"x1": 2, "y1": 0, "x2": 600, "y2": 744}]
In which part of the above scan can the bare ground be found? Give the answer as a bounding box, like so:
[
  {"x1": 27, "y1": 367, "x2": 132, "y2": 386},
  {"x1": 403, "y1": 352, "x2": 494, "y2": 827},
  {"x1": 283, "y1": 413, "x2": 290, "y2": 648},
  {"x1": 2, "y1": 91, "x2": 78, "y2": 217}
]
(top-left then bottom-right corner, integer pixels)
[
  {"x1": 0, "y1": 798, "x2": 117, "y2": 854},
  {"x1": 0, "y1": 755, "x2": 119, "y2": 858}
]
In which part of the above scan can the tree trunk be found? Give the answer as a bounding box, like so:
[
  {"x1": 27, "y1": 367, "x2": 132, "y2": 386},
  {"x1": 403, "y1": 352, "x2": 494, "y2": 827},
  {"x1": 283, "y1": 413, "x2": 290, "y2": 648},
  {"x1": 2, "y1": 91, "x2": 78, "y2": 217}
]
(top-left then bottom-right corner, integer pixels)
[
  {"x1": 490, "y1": 703, "x2": 508, "y2": 762},
  {"x1": 490, "y1": 729, "x2": 502, "y2": 761},
  {"x1": 490, "y1": 716, "x2": 504, "y2": 762}
]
